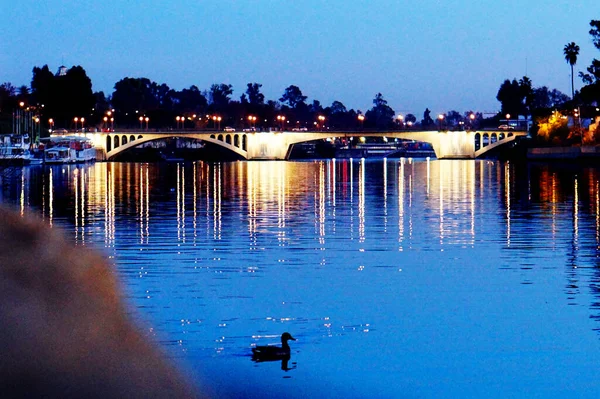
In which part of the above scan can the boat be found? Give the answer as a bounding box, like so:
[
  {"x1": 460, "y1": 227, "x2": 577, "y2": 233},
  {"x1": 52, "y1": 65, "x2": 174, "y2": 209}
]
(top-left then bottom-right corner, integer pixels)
[
  {"x1": 0, "y1": 134, "x2": 43, "y2": 165},
  {"x1": 41, "y1": 136, "x2": 96, "y2": 164}
]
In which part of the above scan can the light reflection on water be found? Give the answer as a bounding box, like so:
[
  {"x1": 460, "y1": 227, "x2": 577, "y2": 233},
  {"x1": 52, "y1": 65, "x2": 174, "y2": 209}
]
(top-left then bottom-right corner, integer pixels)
[{"x1": 3, "y1": 159, "x2": 600, "y2": 398}]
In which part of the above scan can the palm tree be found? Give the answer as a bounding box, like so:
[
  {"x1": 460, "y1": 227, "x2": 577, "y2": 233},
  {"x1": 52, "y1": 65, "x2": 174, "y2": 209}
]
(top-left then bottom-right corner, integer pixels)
[{"x1": 563, "y1": 42, "x2": 580, "y2": 100}]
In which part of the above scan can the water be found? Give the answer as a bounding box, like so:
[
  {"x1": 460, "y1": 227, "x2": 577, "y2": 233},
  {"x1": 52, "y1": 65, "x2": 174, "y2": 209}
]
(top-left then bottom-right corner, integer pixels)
[{"x1": 2, "y1": 159, "x2": 600, "y2": 398}]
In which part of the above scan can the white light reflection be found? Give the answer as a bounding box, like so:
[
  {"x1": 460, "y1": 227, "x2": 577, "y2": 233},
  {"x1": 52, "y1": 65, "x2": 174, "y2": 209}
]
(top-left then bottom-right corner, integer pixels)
[
  {"x1": 213, "y1": 163, "x2": 221, "y2": 240},
  {"x1": 49, "y1": 168, "x2": 54, "y2": 227},
  {"x1": 398, "y1": 158, "x2": 405, "y2": 249},
  {"x1": 20, "y1": 169, "x2": 25, "y2": 216},
  {"x1": 247, "y1": 163, "x2": 257, "y2": 248},
  {"x1": 277, "y1": 161, "x2": 287, "y2": 247},
  {"x1": 104, "y1": 168, "x2": 115, "y2": 247},
  {"x1": 383, "y1": 159, "x2": 388, "y2": 232},
  {"x1": 139, "y1": 164, "x2": 150, "y2": 244},
  {"x1": 319, "y1": 161, "x2": 326, "y2": 245},
  {"x1": 358, "y1": 158, "x2": 365, "y2": 243},
  {"x1": 505, "y1": 162, "x2": 511, "y2": 246}
]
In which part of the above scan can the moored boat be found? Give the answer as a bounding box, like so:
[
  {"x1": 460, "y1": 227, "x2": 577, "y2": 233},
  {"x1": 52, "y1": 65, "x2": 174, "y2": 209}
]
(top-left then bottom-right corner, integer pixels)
[
  {"x1": 41, "y1": 136, "x2": 96, "y2": 164},
  {"x1": 0, "y1": 134, "x2": 42, "y2": 165}
]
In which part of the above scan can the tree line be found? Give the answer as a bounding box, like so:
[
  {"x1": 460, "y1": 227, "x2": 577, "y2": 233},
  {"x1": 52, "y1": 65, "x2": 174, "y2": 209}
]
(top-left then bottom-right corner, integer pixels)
[{"x1": 0, "y1": 70, "x2": 450, "y2": 135}]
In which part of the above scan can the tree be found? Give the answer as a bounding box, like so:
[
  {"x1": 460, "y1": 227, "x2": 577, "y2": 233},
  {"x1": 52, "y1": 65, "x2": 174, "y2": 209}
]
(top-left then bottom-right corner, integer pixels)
[
  {"x1": 112, "y1": 77, "x2": 156, "y2": 115},
  {"x1": 330, "y1": 101, "x2": 347, "y2": 114},
  {"x1": 496, "y1": 78, "x2": 534, "y2": 117},
  {"x1": 30, "y1": 65, "x2": 55, "y2": 108},
  {"x1": 405, "y1": 113, "x2": 417, "y2": 124},
  {"x1": 245, "y1": 83, "x2": 264, "y2": 106},
  {"x1": 175, "y1": 85, "x2": 207, "y2": 114},
  {"x1": 310, "y1": 100, "x2": 323, "y2": 114},
  {"x1": 563, "y1": 42, "x2": 580, "y2": 100},
  {"x1": 364, "y1": 93, "x2": 395, "y2": 129},
  {"x1": 519, "y1": 76, "x2": 534, "y2": 119},
  {"x1": 209, "y1": 83, "x2": 233, "y2": 112},
  {"x1": 579, "y1": 20, "x2": 600, "y2": 104},
  {"x1": 0, "y1": 82, "x2": 17, "y2": 112},
  {"x1": 279, "y1": 85, "x2": 307, "y2": 109}
]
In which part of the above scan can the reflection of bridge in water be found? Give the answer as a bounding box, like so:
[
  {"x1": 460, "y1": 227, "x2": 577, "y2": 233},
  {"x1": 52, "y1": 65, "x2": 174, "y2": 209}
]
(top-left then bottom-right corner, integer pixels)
[{"x1": 75, "y1": 130, "x2": 528, "y2": 160}]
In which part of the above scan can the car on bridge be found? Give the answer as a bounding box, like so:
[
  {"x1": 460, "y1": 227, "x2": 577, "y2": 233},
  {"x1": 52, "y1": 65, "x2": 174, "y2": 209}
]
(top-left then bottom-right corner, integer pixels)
[
  {"x1": 223, "y1": 127, "x2": 236, "y2": 132},
  {"x1": 498, "y1": 124, "x2": 515, "y2": 131}
]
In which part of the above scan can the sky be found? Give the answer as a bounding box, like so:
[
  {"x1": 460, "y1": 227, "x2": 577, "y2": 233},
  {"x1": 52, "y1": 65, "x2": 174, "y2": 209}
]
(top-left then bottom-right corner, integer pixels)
[{"x1": 2, "y1": 0, "x2": 598, "y2": 117}]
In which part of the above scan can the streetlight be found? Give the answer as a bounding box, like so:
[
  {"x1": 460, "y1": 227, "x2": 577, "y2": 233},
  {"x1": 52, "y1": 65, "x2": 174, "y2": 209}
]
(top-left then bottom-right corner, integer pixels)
[
  {"x1": 80, "y1": 117, "x2": 85, "y2": 132},
  {"x1": 276, "y1": 115, "x2": 285, "y2": 131},
  {"x1": 74, "y1": 117, "x2": 79, "y2": 131},
  {"x1": 358, "y1": 114, "x2": 365, "y2": 129},
  {"x1": 103, "y1": 116, "x2": 108, "y2": 130},
  {"x1": 318, "y1": 115, "x2": 325, "y2": 131},
  {"x1": 505, "y1": 113, "x2": 511, "y2": 128},
  {"x1": 248, "y1": 115, "x2": 257, "y2": 130},
  {"x1": 438, "y1": 114, "x2": 444, "y2": 130},
  {"x1": 213, "y1": 115, "x2": 222, "y2": 130},
  {"x1": 48, "y1": 118, "x2": 54, "y2": 132},
  {"x1": 110, "y1": 117, "x2": 114, "y2": 131},
  {"x1": 176, "y1": 116, "x2": 181, "y2": 129},
  {"x1": 139, "y1": 116, "x2": 144, "y2": 130},
  {"x1": 469, "y1": 113, "x2": 476, "y2": 130},
  {"x1": 397, "y1": 114, "x2": 404, "y2": 128},
  {"x1": 145, "y1": 116, "x2": 149, "y2": 130}
]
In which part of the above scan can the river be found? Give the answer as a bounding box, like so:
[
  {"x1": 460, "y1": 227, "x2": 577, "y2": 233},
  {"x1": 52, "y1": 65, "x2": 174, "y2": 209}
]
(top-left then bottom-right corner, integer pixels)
[{"x1": 2, "y1": 158, "x2": 600, "y2": 398}]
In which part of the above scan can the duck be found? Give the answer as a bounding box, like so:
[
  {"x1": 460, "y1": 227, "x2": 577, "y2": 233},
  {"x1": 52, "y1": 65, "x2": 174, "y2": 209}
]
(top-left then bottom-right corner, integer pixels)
[{"x1": 251, "y1": 332, "x2": 296, "y2": 361}]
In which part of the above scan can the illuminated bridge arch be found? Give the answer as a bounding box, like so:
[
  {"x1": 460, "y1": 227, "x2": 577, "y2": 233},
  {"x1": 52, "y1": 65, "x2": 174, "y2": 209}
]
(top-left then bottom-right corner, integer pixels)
[{"x1": 103, "y1": 132, "x2": 249, "y2": 160}]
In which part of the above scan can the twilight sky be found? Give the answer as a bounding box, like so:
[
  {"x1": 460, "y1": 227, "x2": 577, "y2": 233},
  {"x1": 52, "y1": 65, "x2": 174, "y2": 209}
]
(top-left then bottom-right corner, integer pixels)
[{"x1": 2, "y1": 0, "x2": 598, "y2": 117}]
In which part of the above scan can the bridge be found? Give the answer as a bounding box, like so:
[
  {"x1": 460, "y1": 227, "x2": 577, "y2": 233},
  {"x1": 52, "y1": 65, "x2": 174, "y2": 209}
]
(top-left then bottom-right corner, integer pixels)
[{"x1": 66, "y1": 129, "x2": 527, "y2": 161}]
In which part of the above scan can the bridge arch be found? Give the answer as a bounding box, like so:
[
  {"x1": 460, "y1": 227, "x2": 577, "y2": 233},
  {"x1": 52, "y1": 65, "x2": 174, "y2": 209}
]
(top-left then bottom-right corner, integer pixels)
[{"x1": 104, "y1": 132, "x2": 249, "y2": 160}]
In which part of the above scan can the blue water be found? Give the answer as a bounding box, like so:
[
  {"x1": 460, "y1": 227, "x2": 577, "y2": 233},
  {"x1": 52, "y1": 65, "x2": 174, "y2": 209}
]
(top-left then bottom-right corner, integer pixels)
[{"x1": 2, "y1": 159, "x2": 600, "y2": 398}]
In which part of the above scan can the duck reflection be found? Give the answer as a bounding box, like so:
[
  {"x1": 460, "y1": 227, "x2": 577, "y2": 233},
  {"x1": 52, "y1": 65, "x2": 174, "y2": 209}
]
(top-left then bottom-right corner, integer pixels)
[{"x1": 251, "y1": 332, "x2": 297, "y2": 371}]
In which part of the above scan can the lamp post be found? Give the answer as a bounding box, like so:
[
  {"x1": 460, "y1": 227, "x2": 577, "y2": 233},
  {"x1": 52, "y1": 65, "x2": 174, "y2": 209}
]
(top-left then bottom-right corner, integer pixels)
[
  {"x1": 505, "y1": 113, "x2": 511, "y2": 128},
  {"x1": 469, "y1": 113, "x2": 475, "y2": 130},
  {"x1": 176, "y1": 116, "x2": 181, "y2": 129},
  {"x1": 74, "y1": 117, "x2": 79, "y2": 131},
  {"x1": 438, "y1": 114, "x2": 444, "y2": 131},
  {"x1": 110, "y1": 117, "x2": 114, "y2": 131},
  {"x1": 248, "y1": 115, "x2": 257, "y2": 130},
  {"x1": 397, "y1": 114, "x2": 404, "y2": 128},
  {"x1": 276, "y1": 115, "x2": 285, "y2": 131},
  {"x1": 318, "y1": 115, "x2": 325, "y2": 131},
  {"x1": 48, "y1": 118, "x2": 54, "y2": 132},
  {"x1": 145, "y1": 116, "x2": 149, "y2": 130},
  {"x1": 213, "y1": 116, "x2": 222, "y2": 130},
  {"x1": 80, "y1": 117, "x2": 85, "y2": 132},
  {"x1": 358, "y1": 114, "x2": 365, "y2": 129},
  {"x1": 139, "y1": 116, "x2": 144, "y2": 130}
]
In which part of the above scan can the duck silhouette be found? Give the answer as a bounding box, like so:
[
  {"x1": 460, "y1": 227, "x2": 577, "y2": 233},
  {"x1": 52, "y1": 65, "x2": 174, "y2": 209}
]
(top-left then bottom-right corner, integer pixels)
[{"x1": 251, "y1": 332, "x2": 296, "y2": 362}]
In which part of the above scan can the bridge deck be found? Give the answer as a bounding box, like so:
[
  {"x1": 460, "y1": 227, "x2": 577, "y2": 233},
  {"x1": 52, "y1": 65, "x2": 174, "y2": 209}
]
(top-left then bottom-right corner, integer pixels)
[{"x1": 61, "y1": 130, "x2": 528, "y2": 161}]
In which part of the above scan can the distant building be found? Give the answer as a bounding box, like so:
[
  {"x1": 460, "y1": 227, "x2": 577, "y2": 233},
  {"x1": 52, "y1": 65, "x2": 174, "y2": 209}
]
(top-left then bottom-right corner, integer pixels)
[{"x1": 56, "y1": 65, "x2": 68, "y2": 76}]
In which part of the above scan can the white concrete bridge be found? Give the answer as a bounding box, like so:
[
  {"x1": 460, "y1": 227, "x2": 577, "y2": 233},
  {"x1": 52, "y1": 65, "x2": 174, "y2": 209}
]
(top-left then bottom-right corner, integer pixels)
[{"x1": 69, "y1": 129, "x2": 527, "y2": 160}]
